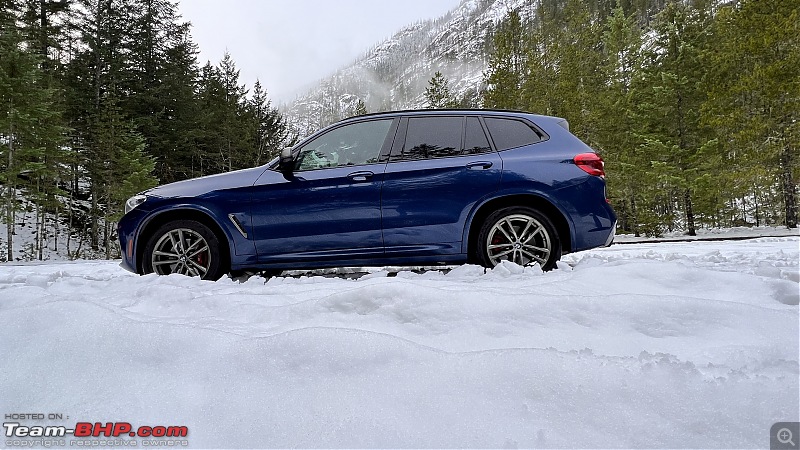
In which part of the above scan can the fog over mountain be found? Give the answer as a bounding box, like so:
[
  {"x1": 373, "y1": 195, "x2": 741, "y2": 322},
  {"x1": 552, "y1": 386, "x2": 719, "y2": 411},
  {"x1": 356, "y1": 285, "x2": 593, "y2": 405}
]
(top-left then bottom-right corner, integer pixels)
[{"x1": 282, "y1": 0, "x2": 537, "y2": 137}]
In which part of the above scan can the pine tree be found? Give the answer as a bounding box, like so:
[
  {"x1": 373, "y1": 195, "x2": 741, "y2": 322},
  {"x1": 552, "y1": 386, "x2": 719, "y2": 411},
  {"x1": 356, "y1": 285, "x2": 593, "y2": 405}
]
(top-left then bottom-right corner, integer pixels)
[
  {"x1": 195, "y1": 54, "x2": 253, "y2": 174},
  {"x1": 91, "y1": 94, "x2": 156, "y2": 258},
  {"x1": 65, "y1": 0, "x2": 136, "y2": 251},
  {"x1": 546, "y1": 0, "x2": 605, "y2": 144},
  {"x1": 0, "y1": 0, "x2": 65, "y2": 261},
  {"x1": 153, "y1": 22, "x2": 201, "y2": 182},
  {"x1": 125, "y1": 0, "x2": 192, "y2": 183},
  {"x1": 483, "y1": 10, "x2": 527, "y2": 109},
  {"x1": 596, "y1": 1, "x2": 645, "y2": 234},
  {"x1": 704, "y1": 0, "x2": 799, "y2": 229},
  {"x1": 19, "y1": 0, "x2": 72, "y2": 258},
  {"x1": 247, "y1": 80, "x2": 287, "y2": 165},
  {"x1": 630, "y1": 0, "x2": 714, "y2": 235},
  {"x1": 195, "y1": 61, "x2": 223, "y2": 175},
  {"x1": 519, "y1": 21, "x2": 555, "y2": 116},
  {"x1": 354, "y1": 98, "x2": 367, "y2": 116},
  {"x1": 424, "y1": 71, "x2": 455, "y2": 108},
  {"x1": 218, "y1": 52, "x2": 250, "y2": 171}
]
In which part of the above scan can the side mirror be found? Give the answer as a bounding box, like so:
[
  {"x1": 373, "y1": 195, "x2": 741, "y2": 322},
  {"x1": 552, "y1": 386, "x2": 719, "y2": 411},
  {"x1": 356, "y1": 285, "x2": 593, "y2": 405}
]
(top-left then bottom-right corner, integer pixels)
[{"x1": 279, "y1": 147, "x2": 294, "y2": 175}]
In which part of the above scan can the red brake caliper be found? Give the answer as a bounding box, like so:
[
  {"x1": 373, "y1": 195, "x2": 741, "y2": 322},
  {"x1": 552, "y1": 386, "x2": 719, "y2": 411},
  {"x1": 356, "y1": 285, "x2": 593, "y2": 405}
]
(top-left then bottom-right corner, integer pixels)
[
  {"x1": 491, "y1": 234, "x2": 505, "y2": 255},
  {"x1": 195, "y1": 246, "x2": 206, "y2": 267}
]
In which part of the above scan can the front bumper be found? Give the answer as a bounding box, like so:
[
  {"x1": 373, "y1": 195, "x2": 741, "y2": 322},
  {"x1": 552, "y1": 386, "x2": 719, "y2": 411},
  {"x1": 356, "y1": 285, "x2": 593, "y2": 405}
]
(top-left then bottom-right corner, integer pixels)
[
  {"x1": 119, "y1": 259, "x2": 135, "y2": 273},
  {"x1": 117, "y1": 207, "x2": 150, "y2": 274},
  {"x1": 117, "y1": 222, "x2": 137, "y2": 273},
  {"x1": 604, "y1": 221, "x2": 617, "y2": 246}
]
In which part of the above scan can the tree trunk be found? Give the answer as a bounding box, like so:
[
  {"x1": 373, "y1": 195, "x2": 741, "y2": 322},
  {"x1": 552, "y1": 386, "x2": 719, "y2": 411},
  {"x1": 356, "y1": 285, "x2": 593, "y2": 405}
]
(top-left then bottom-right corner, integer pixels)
[
  {"x1": 39, "y1": 0, "x2": 47, "y2": 58},
  {"x1": 104, "y1": 184, "x2": 111, "y2": 260},
  {"x1": 104, "y1": 219, "x2": 110, "y2": 260},
  {"x1": 67, "y1": 146, "x2": 77, "y2": 257},
  {"x1": 90, "y1": 180, "x2": 99, "y2": 251},
  {"x1": 53, "y1": 191, "x2": 58, "y2": 253},
  {"x1": 684, "y1": 189, "x2": 696, "y2": 236},
  {"x1": 780, "y1": 143, "x2": 797, "y2": 229},
  {"x1": 753, "y1": 186, "x2": 761, "y2": 227},
  {"x1": 35, "y1": 195, "x2": 42, "y2": 260},
  {"x1": 5, "y1": 186, "x2": 14, "y2": 262},
  {"x1": 35, "y1": 177, "x2": 42, "y2": 260},
  {"x1": 631, "y1": 196, "x2": 640, "y2": 237},
  {"x1": 74, "y1": 228, "x2": 83, "y2": 260},
  {"x1": 6, "y1": 122, "x2": 15, "y2": 262},
  {"x1": 90, "y1": 0, "x2": 102, "y2": 252}
]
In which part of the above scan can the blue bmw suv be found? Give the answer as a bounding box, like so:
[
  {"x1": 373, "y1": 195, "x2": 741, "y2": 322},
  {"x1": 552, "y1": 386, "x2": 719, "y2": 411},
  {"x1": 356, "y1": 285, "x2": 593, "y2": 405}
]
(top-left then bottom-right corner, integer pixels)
[{"x1": 118, "y1": 109, "x2": 616, "y2": 280}]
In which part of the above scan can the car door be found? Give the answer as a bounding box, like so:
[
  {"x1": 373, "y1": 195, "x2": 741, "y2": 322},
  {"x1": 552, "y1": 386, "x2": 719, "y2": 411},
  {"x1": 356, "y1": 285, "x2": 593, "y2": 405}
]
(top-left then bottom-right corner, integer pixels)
[
  {"x1": 249, "y1": 118, "x2": 397, "y2": 263},
  {"x1": 381, "y1": 116, "x2": 502, "y2": 256}
]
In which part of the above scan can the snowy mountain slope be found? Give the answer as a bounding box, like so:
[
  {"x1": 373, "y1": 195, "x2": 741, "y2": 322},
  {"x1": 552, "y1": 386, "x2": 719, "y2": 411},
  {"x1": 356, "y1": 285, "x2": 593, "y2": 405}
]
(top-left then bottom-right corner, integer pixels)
[
  {"x1": 1, "y1": 237, "x2": 797, "y2": 447},
  {"x1": 283, "y1": 0, "x2": 534, "y2": 137}
]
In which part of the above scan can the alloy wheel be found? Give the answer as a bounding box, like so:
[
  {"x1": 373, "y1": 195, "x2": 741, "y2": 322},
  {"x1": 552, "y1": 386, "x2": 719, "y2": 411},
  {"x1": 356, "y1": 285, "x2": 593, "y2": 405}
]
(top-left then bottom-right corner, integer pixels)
[
  {"x1": 485, "y1": 214, "x2": 551, "y2": 267},
  {"x1": 150, "y1": 228, "x2": 211, "y2": 277}
]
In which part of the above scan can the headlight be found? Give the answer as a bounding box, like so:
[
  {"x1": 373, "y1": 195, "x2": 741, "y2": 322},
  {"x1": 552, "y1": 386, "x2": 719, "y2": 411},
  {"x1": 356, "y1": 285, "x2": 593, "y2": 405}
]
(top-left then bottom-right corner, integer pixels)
[{"x1": 124, "y1": 194, "x2": 148, "y2": 214}]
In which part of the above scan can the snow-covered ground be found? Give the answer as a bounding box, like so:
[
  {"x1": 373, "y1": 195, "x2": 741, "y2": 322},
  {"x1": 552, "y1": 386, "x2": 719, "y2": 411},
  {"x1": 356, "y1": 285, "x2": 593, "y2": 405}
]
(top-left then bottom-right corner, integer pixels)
[
  {"x1": 1, "y1": 237, "x2": 798, "y2": 448},
  {"x1": 615, "y1": 225, "x2": 800, "y2": 243}
]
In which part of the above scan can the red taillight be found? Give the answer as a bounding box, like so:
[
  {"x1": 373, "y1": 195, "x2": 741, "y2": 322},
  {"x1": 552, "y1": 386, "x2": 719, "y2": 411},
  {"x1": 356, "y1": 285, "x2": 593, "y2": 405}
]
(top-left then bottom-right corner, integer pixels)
[{"x1": 573, "y1": 152, "x2": 605, "y2": 178}]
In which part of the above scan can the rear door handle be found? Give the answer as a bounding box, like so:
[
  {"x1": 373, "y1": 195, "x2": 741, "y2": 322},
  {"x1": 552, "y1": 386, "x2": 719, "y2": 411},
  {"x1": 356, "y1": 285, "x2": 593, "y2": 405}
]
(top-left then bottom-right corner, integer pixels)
[
  {"x1": 347, "y1": 171, "x2": 374, "y2": 182},
  {"x1": 466, "y1": 161, "x2": 493, "y2": 170}
]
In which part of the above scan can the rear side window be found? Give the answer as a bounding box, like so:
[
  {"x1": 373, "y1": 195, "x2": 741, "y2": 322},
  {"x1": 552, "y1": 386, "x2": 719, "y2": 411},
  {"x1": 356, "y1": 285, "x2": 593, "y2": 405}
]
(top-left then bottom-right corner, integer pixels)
[
  {"x1": 397, "y1": 116, "x2": 463, "y2": 160},
  {"x1": 484, "y1": 117, "x2": 543, "y2": 151},
  {"x1": 464, "y1": 117, "x2": 492, "y2": 155}
]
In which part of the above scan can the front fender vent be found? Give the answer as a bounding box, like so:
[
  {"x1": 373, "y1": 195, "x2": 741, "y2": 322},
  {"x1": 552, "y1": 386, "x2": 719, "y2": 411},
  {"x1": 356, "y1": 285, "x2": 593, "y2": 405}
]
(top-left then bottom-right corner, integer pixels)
[{"x1": 228, "y1": 214, "x2": 248, "y2": 238}]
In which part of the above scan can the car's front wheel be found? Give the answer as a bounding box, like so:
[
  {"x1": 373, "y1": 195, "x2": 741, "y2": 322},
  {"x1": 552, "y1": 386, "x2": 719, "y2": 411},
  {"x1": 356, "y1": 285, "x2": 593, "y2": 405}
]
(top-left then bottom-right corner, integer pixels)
[
  {"x1": 476, "y1": 207, "x2": 561, "y2": 271},
  {"x1": 142, "y1": 220, "x2": 226, "y2": 280}
]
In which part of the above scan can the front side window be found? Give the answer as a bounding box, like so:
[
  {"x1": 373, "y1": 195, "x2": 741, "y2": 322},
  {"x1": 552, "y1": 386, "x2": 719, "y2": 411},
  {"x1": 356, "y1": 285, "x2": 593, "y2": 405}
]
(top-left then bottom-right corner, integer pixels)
[
  {"x1": 395, "y1": 116, "x2": 463, "y2": 161},
  {"x1": 295, "y1": 119, "x2": 393, "y2": 171}
]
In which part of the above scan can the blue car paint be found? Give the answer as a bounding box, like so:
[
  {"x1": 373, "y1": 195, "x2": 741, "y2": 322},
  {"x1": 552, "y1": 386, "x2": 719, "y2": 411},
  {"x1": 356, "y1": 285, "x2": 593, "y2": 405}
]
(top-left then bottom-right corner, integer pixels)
[
  {"x1": 118, "y1": 110, "x2": 616, "y2": 274},
  {"x1": 381, "y1": 150, "x2": 504, "y2": 257},
  {"x1": 248, "y1": 163, "x2": 386, "y2": 262}
]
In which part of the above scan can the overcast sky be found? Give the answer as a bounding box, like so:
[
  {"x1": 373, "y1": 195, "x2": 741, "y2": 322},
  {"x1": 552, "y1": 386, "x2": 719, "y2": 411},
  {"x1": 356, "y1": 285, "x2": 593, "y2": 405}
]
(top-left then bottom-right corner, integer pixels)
[{"x1": 178, "y1": 0, "x2": 462, "y2": 104}]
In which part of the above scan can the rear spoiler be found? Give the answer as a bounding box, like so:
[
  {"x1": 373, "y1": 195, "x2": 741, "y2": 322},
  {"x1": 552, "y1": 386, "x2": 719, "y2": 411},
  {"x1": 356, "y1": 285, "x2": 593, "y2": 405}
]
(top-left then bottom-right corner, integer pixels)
[{"x1": 556, "y1": 118, "x2": 569, "y2": 131}]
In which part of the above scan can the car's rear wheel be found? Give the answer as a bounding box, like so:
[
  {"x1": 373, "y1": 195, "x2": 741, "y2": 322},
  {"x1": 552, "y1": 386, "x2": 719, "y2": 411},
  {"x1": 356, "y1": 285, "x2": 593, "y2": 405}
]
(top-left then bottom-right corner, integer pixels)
[
  {"x1": 142, "y1": 220, "x2": 226, "y2": 280},
  {"x1": 476, "y1": 207, "x2": 561, "y2": 271}
]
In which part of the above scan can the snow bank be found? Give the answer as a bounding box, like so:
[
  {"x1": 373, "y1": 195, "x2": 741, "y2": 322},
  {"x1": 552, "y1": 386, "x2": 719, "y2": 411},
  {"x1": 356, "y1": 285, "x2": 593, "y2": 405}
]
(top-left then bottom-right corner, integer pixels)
[
  {"x1": 616, "y1": 225, "x2": 800, "y2": 243},
  {"x1": 0, "y1": 237, "x2": 797, "y2": 448}
]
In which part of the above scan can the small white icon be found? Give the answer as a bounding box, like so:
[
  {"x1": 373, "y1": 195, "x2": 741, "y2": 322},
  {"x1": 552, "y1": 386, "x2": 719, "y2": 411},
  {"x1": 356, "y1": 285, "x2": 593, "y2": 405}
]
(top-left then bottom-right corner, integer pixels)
[{"x1": 777, "y1": 428, "x2": 795, "y2": 446}]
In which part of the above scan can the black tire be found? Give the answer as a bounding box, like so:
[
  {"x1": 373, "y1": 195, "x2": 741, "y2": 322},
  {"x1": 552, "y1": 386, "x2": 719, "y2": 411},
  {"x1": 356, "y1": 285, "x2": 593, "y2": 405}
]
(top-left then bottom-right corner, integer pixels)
[
  {"x1": 474, "y1": 207, "x2": 561, "y2": 271},
  {"x1": 141, "y1": 220, "x2": 227, "y2": 280}
]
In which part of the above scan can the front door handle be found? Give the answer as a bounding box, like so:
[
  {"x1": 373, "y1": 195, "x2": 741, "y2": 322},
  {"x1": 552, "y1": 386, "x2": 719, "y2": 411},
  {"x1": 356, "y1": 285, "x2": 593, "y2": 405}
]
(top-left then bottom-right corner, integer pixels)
[
  {"x1": 466, "y1": 161, "x2": 493, "y2": 170},
  {"x1": 347, "y1": 171, "x2": 374, "y2": 182}
]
